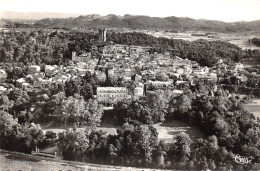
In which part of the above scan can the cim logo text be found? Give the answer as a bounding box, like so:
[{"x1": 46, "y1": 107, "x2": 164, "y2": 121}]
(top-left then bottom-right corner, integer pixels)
[{"x1": 234, "y1": 154, "x2": 254, "y2": 164}]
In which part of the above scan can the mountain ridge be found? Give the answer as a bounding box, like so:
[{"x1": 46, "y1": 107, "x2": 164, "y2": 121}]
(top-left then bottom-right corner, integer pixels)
[{"x1": 1, "y1": 12, "x2": 260, "y2": 32}]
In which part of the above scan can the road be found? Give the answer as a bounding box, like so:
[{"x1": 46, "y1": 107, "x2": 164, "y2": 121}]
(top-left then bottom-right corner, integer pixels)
[{"x1": 0, "y1": 149, "x2": 170, "y2": 171}]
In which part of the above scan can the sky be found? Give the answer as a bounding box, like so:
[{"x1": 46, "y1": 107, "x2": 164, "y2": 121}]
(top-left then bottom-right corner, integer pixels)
[{"x1": 0, "y1": 0, "x2": 260, "y2": 22}]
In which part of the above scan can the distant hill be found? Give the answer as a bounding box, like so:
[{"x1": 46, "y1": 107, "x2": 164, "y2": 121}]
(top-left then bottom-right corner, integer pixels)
[
  {"x1": 1, "y1": 12, "x2": 260, "y2": 32},
  {"x1": 33, "y1": 14, "x2": 260, "y2": 32}
]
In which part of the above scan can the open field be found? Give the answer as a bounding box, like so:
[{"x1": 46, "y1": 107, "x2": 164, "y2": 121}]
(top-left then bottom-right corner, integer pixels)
[
  {"x1": 154, "y1": 120, "x2": 206, "y2": 142},
  {"x1": 243, "y1": 99, "x2": 260, "y2": 118},
  {"x1": 41, "y1": 119, "x2": 205, "y2": 143}
]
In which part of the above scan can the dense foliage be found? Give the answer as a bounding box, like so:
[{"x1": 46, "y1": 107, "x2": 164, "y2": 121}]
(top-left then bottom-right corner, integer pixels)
[
  {"x1": 0, "y1": 30, "x2": 96, "y2": 65},
  {"x1": 0, "y1": 110, "x2": 44, "y2": 153},
  {"x1": 111, "y1": 90, "x2": 168, "y2": 125},
  {"x1": 56, "y1": 82, "x2": 260, "y2": 170},
  {"x1": 107, "y1": 32, "x2": 248, "y2": 66},
  {"x1": 1, "y1": 31, "x2": 259, "y2": 67}
]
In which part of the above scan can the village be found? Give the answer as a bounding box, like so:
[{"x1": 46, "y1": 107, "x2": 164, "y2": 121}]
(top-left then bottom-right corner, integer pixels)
[{"x1": 0, "y1": 29, "x2": 250, "y2": 110}]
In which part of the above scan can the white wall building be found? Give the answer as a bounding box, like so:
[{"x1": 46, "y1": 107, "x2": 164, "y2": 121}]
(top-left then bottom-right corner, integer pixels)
[
  {"x1": 97, "y1": 87, "x2": 128, "y2": 106},
  {"x1": 72, "y1": 52, "x2": 92, "y2": 62},
  {"x1": 28, "y1": 65, "x2": 40, "y2": 74},
  {"x1": 0, "y1": 69, "x2": 7, "y2": 80}
]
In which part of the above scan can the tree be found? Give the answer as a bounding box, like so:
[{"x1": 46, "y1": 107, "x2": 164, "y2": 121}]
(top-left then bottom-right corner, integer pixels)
[
  {"x1": 169, "y1": 132, "x2": 191, "y2": 164},
  {"x1": 81, "y1": 82, "x2": 93, "y2": 101},
  {"x1": 154, "y1": 140, "x2": 167, "y2": 168},
  {"x1": 23, "y1": 123, "x2": 45, "y2": 152},
  {"x1": 0, "y1": 110, "x2": 18, "y2": 135},
  {"x1": 0, "y1": 95, "x2": 14, "y2": 112},
  {"x1": 145, "y1": 90, "x2": 168, "y2": 123},
  {"x1": 115, "y1": 123, "x2": 158, "y2": 166},
  {"x1": 54, "y1": 95, "x2": 103, "y2": 127},
  {"x1": 177, "y1": 95, "x2": 192, "y2": 113},
  {"x1": 58, "y1": 127, "x2": 89, "y2": 160},
  {"x1": 84, "y1": 98, "x2": 103, "y2": 128}
]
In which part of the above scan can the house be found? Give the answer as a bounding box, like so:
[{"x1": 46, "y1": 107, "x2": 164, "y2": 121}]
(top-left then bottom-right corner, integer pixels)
[
  {"x1": 108, "y1": 69, "x2": 115, "y2": 77},
  {"x1": 172, "y1": 56, "x2": 191, "y2": 66},
  {"x1": 52, "y1": 74, "x2": 69, "y2": 83},
  {"x1": 77, "y1": 62, "x2": 88, "y2": 69},
  {"x1": 134, "y1": 87, "x2": 144, "y2": 98},
  {"x1": 22, "y1": 82, "x2": 31, "y2": 89},
  {"x1": 72, "y1": 52, "x2": 91, "y2": 62},
  {"x1": 236, "y1": 75, "x2": 248, "y2": 82},
  {"x1": 16, "y1": 78, "x2": 26, "y2": 87},
  {"x1": 148, "y1": 80, "x2": 173, "y2": 89},
  {"x1": 235, "y1": 63, "x2": 244, "y2": 71},
  {"x1": 176, "y1": 68, "x2": 185, "y2": 75},
  {"x1": 0, "y1": 86, "x2": 7, "y2": 94},
  {"x1": 172, "y1": 89, "x2": 184, "y2": 95},
  {"x1": 135, "y1": 74, "x2": 142, "y2": 82},
  {"x1": 175, "y1": 80, "x2": 190, "y2": 88},
  {"x1": 123, "y1": 77, "x2": 132, "y2": 82},
  {"x1": 200, "y1": 66, "x2": 209, "y2": 74},
  {"x1": 77, "y1": 68, "x2": 88, "y2": 76},
  {"x1": 0, "y1": 70, "x2": 7, "y2": 80},
  {"x1": 28, "y1": 65, "x2": 40, "y2": 74}
]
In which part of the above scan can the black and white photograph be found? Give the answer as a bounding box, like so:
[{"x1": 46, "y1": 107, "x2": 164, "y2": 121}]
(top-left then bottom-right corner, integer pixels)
[{"x1": 0, "y1": 0, "x2": 260, "y2": 170}]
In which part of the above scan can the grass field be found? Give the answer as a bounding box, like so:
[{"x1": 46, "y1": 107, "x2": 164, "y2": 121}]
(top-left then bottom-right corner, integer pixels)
[
  {"x1": 41, "y1": 119, "x2": 205, "y2": 143},
  {"x1": 154, "y1": 120, "x2": 205, "y2": 142},
  {"x1": 243, "y1": 99, "x2": 260, "y2": 118}
]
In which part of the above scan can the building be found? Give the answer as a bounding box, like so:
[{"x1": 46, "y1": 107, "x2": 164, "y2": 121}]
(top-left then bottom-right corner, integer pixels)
[
  {"x1": 96, "y1": 87, "x2": 128, "y2": 106},
  {"x1": 172, "y1": 56, "x2": 191, "y2": 67},
  {"x1": 134, "y1": 83, "x2": 145, "y2": 98},
  {"x1": 0, "y1": 86, "x2": 7, "y2": 94},
  {"x1": 28, "y1": 65, "x2": 40, "y2": 74},
  {"x1": 72, "y1": 52, "x2": 92, "y2": 62},
  {"x1": 98, "y1": 29, "x2": 107, "y2": 42},
  {"x1": 45, "y1": 65, "x2": 57, "y2": 76},
  {"x1": 148, "y1": 80, "x2": 173, "y2": 89},
  {"x1": 134, "y1": 87, "x2": 144, "y2": 98},
  {"x1": 16, "y1": 78, "x2": 26, "y2": 87},
  {"x1": 76, "y1": 68, "x2": 87, "y2": 76},
  {"x1": 0, "y1": 69, "x2": 7, "y2": 80}
]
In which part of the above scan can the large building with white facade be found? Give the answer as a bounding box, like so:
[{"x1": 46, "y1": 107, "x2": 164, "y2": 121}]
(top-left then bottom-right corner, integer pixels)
[{"x1": 97, "y1": 87, "x2": 128, "y2": 106}]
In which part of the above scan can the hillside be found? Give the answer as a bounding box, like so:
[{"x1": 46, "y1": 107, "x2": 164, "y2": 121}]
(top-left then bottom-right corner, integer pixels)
[
  {"x1": 1, "y1": 13, "x2": 260, "y2": 32},
  {"x1": 32, "y1": 14, "x2": 260, "y2": 32}
]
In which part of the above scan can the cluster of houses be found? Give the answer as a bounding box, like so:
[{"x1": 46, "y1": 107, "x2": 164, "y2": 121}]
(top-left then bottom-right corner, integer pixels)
[{"x1": 0, "y1": 42, "x2": 251, "y2": 109}]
